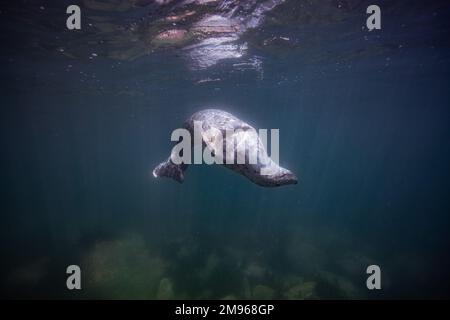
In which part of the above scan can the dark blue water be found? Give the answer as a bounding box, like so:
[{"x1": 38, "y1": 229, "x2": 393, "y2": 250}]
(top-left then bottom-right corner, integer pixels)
[{"x1": 1, "y1": 0, "x2": 450, "y2": 299}]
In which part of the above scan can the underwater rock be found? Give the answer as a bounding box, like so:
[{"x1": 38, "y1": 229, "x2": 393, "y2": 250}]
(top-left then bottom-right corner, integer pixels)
[
  {"x1": 197, "y1": 252, "x2": 221, "y2": 282},
  {"x1": 223, "y1": 246, "x2": 247, "y2": 269},
  {"x1": 243, "y1": 277, "x2": 252, "y2": 299},
  {"x1": 279, "y1": 275, "x2": 317, "y2": 299},
  {"x1": 7, "y1": 257, "x2": 49, "y2": 287},
  {"x1": 221, "y1": 294, "x2": 237, "y2": 300},
  {"x1": 285, "y1": 281, "x2": 317, "y2": 299},
  {"x1": 175, "y1": 237, "x2": 200, "y2": 260},
  {"x1": 157, "y1": 278, "x2": 174, "y2": 299},
  {"x1": 316, "y1": 271, "x2": 362, "y2": 299},
  {"x1": 286, "y1": 241, "x2": 326, "y2": 274},
  {"x1": 252, "y1": 284, "x2": 275, "y2": 300},
  {"x1": 337, "y1": 253, "x2": 374, "y2": 277},
  {"x1": 83, "y1": 234, "x2": 166, "y2": 299},
  {"x1": 243, "y1": 262, "x2": 267, "y2": 281},
  {"x1": 197, "y1": 289, "x2": 214, "y2": 299}
]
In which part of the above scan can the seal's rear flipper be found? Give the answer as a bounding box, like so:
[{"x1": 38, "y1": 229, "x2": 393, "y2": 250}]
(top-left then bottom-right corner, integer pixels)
[{"x1": 152, "y1": 158, "x2": 187, "y2": 183}]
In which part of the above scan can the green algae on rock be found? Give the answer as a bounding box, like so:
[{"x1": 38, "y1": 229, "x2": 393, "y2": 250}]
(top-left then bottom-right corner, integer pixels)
[{"x1": 252, "y1": 284, "x2": 275, "y2": 300}]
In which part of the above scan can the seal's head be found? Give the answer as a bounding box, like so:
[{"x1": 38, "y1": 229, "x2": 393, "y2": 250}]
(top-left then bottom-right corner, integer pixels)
[
  {"x1": 273, "y1": 168, "x2": 298, "y2": 186},
  {"x1": 254, "y1": 166, "x2": 298, "y2": 187}
]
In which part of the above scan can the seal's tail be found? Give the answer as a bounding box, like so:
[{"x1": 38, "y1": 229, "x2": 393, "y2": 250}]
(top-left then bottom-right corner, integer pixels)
[{"x1": 152, "y1": 158, "x2": 187, "y2": 183}]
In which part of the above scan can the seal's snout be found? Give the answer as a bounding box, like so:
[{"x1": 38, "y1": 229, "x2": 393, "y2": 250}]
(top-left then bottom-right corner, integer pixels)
[
  {"x1": 279, "y1": 169, "x2": 298, "y2": 186},
  {"x1": 286, "y1": 172, "x2": 298, "y2": 185},
  {"x1": 290, "y1": 173, "x2": 298, "y2": 185}
]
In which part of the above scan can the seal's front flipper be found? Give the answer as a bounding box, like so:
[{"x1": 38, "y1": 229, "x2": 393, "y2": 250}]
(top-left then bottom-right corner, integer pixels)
[{"x1": 152, "y1": 158, "x2": 188, "y2": 183}]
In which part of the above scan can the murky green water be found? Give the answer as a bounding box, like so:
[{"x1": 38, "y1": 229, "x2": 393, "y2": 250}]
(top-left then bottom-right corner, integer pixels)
[{"x1": 1, "y1": 0, "x2": 450, "y2": 299}]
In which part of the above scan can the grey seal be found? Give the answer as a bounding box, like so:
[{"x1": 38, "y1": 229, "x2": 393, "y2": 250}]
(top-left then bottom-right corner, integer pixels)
[{"x1": 153, "y1": 109, "x2": 297, "y2": 187}]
